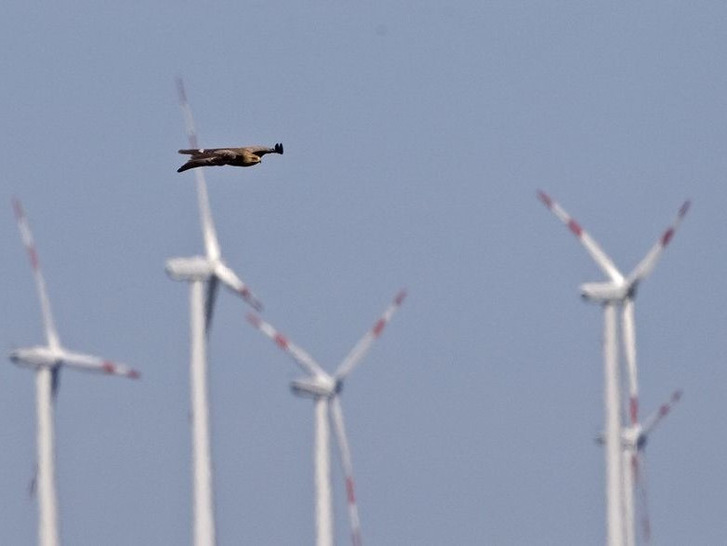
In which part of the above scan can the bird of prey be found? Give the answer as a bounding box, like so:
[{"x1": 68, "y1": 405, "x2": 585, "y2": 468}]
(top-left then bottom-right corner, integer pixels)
[{"x1": 177, "y1": 143, "x2": 284, "y2": 173}]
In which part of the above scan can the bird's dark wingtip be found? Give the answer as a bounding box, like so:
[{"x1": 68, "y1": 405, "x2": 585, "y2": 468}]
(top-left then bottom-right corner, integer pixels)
[{"x1": 276, "y1": 143, "x2": 284, "y2": 155}]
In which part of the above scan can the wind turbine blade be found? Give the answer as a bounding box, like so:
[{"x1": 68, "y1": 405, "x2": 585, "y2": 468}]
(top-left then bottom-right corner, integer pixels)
[
  {"x1": 12, "y1": 198, "x2": 61, "y2": 350},
  {"x1": 329, "y1": 397, "x2": 363, "y2": 546},
  {"x1": 204, "y1": 276, "x2": 219, "y2": 334},
  {"x1": 246, "y1": 314, "x2": 327, "y2": 378},
  {"x1": 626, "y1": 201, "x2": 690, "y2": 286},
  {"x1": 196, "y1": 171, "x2": 222, "y2": 262},
  {"x1": 622, "y1": 299, "x2": 639, "y2": 425},
  {"x1": 50, "y1": 368, "x2": 61, "y2": 400},
  {"x1": 334, "y1": 290, "x2": 406, "y2": 381},
  {"x1": 60, "y1": 352, "x2": 140, "y2": 379},
  {"x1": 536, "y1": 191, "x2": 624, "y2": 283},
  {"x1": 176, "y1": 77, "x2": 199, "y2": 149},
  {"x1": 215, "y1": 262, "x2": 263, "y2": 312},
  {"x1": 175, "y1": 77, "x2": 222, "y2": 261},
  {"x1": 641, "y1": 390, "x2": 682, "y2": 437}
]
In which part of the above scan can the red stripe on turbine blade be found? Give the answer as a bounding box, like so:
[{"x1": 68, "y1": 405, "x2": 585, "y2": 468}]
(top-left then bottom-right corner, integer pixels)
[
  {"x1": 274, "y1": 333, "x2": 288, "y2": 350},
  {"x1": 672, "y1": 390, "x2": 683, "y2": 403},
  {"x1": 101, "y1": 361, "x2": 116, "y2": 374},
  {"x1": 346, "y1": 477, "x2": 356, "y2": 504},
  {"x1": 372, "y1": 319, "x2": 386, "y2": 337},
  {"x1": 567, "y1": 219, "x2": 582, "y2": 237},
  {"x1": 661, "y1": 227, "x2": 674, "y2": 247},
  {"x1": 246, "y1": 313, "x2": 262, "y2": 328},
  {"x1": 29, "y1": 247, "x2": 39, "y2": 271},
  {"x1": 128, "y1": 369, "x2": 141, "y2": 379},
  {"x1": 630, "y1": 397, "x2": 639, "y2": 425},
  {"x1": 536, "y1": 190, "x2": 552, "y2": 208},
  {"x1": 395, "y1": 290, "x2": 407, "y2": 306}
]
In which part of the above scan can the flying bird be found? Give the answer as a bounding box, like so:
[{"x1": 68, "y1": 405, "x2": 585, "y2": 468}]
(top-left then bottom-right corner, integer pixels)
[{"x1": 177, "y1": 143, "x2": 284, "y2": 173}]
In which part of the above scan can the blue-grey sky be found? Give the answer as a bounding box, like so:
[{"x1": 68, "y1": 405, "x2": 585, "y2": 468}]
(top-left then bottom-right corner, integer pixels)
[{"x1": 1, "y1": 2, "x2": 725, "y2": 544}]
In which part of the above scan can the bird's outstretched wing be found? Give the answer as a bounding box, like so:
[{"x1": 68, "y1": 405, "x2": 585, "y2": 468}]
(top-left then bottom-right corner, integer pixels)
[
  {"x1": 177, "y1": 149, "x2": 238, "y2": 172},
  {"x1": 178, "y1": 148, "x2": 236, "y2": 157}
]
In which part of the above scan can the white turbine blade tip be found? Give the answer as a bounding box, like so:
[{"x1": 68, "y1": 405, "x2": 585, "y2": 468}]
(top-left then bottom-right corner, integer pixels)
[
  {"x1": 660, "y1": 200, "x2": 691, "y2": 248},
  {"x1": 374, "y1": 289, "x2": 407, "y2": 337},
  {"x1": 536, "y1": 189, "x2": 553, "y2": 208},
  {"x1": 536, "y1": 190, "x2": 584, "y2": 237},
  {"x1": 175, "y1": 77, "x2": 187, "y2": 104},
  {"x1": 175, "y1": 76, "x2": 199, "y2": 149},
  {"x1": 12, "y1": 196, "x2": 24, "y2": 220},
  {"x1": 12, "y1": 197, "x2": 39, "y2": 269},
  {"x1": 661, "y1": 389, "x2": 682, "y2": 414},
  {"x1": 679, "y1": 200, "x2": 691, "y2": 219}
]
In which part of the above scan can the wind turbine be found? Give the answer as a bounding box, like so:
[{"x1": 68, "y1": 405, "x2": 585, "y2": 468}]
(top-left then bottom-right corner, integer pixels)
[
  {"x1": 621, "y1": 390, "x2": 682, "y2": 545},
  {"x1": 537, "y1": 191, "x2": 689, "y2": 546},
  {"x1": 247, "y1": 290, "x2": 406, "y2": 546},
  {"x1": 166, "y1": 78, "x2": 262, "y2": 546},
  {"x1": 9, "y1": 198, "x2": 139, "y2": 546}
]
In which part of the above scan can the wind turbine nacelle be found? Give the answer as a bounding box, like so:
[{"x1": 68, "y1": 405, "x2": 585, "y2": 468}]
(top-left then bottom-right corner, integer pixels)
[
  {"x1": 165, "y1": 256, "x2": 214, "y2": 282},
  {"x1": 290, "y1": 376, "x2": 339, "y2": 398},
  {"x1": 9, "y1": 346, "x2": 60, "y2": 370},
  {"x1": 579, "y1": 282, "x2": 629, "y2": 303},
  {"x1": 595, "y1": 425, "x2": 642, "y2": 450}
]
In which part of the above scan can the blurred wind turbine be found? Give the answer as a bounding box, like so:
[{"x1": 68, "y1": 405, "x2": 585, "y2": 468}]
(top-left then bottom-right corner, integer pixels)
[
  {"x1": 622, "y1": 390, "x2": 682, "y2": 545},
  {"x1": 537, "y1": 191, "x2": 689, "y2": 546},
  {"x1": 9, "y1": 198, "x2": 139, "y2": 546},
  {"x1": 247, "y1": 290, "x2": 406, "y2": 546},
  {"x1": 166, "y1": 78, "x2": 262, "y2": 546}
]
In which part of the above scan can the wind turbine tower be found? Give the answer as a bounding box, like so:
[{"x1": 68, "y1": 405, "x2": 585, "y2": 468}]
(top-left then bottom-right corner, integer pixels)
[{"x1": 10, "y1": 198, "x2": 139, "y2": 546}]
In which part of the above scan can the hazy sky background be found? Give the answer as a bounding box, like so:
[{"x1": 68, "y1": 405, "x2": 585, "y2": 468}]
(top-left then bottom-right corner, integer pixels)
[{"x1": 1, "y1": 2, "x2": 725, "y2": 545}]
